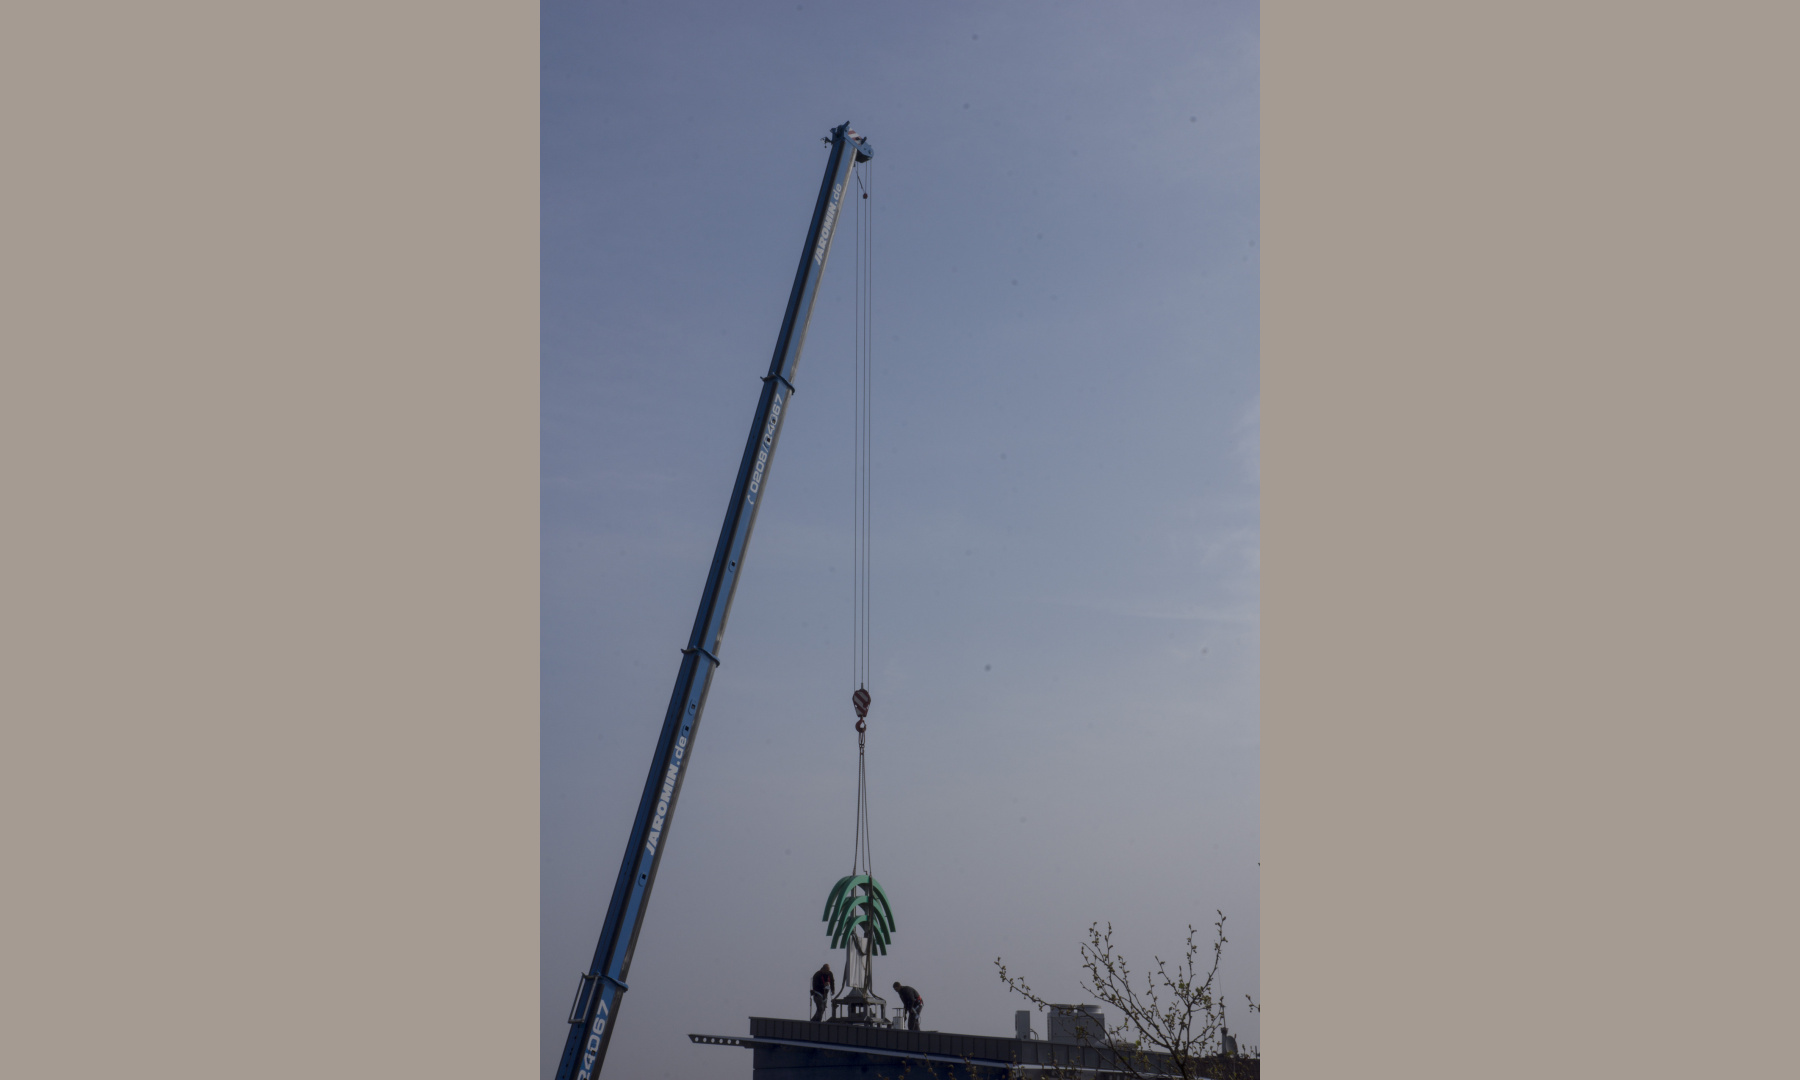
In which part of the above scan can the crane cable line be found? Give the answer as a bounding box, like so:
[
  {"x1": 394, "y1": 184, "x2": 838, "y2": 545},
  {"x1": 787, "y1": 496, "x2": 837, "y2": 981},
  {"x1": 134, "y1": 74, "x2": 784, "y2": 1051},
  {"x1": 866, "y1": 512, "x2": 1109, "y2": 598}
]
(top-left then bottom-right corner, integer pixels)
[
  {"x1": 852, "y1": 160, "x2": 873, "y2": 699},
  {"x1": 831, "y1": 157, "x2": 887, "y2": 1003},
  {"x1": 849, "y1": 157, "x2": 874, "y2": 882}
]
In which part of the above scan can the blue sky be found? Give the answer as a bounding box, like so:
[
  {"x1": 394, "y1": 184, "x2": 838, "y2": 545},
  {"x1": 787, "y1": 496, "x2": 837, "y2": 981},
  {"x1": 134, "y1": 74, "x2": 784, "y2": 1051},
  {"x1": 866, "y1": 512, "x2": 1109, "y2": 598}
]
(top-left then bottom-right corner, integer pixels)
[{"x1": 542, "y1": 3, "x2": 1259, "y2": 1075}]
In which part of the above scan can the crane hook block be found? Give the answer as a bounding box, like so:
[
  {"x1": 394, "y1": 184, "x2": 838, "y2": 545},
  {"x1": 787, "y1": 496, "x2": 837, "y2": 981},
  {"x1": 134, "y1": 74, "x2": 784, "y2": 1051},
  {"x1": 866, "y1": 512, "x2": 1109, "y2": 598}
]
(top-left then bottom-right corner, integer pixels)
[{"x1": 852, "y1": 688, "x2": 871, "y2": 719}]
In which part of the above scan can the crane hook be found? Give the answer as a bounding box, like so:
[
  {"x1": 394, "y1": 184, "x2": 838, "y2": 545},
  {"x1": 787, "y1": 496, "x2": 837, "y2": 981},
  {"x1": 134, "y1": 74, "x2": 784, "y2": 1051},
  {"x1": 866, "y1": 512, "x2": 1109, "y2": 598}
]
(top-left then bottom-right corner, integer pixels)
[{"x1": 852, "y1": 687, "x2": 870, "y2": 725}]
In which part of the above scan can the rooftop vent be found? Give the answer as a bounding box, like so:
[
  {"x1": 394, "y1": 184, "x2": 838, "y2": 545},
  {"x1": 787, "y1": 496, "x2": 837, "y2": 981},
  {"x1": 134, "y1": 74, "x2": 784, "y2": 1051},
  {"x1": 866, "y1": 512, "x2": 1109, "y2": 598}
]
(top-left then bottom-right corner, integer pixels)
[{"x1": 1046, "y1": 1004, "x2": 1106, "y2": 1046}]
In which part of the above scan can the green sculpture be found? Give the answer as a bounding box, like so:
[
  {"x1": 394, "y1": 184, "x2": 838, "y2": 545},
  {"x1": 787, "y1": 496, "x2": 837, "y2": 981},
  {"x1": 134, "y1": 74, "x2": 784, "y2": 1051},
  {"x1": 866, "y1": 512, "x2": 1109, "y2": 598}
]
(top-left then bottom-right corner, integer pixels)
[{"x1": 823, "y1": 873, "x2": 896, "y2": 955}]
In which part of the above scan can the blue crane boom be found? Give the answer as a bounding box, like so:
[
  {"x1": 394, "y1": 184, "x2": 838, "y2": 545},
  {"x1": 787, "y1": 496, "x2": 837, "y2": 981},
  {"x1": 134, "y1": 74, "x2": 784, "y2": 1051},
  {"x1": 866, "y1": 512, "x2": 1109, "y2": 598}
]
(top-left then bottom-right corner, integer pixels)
[{"x1": 555, "y1": 122, "x2": 873, "y2": 1080}]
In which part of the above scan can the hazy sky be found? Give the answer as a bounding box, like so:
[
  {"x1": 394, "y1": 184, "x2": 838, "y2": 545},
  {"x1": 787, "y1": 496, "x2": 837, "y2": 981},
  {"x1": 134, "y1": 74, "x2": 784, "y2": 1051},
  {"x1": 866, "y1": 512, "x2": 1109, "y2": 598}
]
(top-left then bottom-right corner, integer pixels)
[{"x1": 542, "y1": 3, "x2": 1259, "y2": 1076}]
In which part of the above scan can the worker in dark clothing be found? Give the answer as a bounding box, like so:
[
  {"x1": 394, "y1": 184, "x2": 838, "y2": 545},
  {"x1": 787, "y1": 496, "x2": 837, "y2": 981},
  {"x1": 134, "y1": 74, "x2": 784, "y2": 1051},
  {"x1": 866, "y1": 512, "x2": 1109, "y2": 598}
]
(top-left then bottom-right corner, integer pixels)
[
  {"x1": 810, "y1": 964, "x2": 836, "y2": 1022},
  {"x1": 892, "y1": 982, "x2": 923, "y2": 1031}
]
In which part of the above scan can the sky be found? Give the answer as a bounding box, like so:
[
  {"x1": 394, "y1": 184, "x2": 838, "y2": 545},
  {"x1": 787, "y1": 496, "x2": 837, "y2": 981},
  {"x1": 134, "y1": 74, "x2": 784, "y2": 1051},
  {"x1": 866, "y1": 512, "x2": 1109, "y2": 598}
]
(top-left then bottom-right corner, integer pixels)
[{"x1": 541, "y1": 3, "x2": 1259, "y2": 1077}]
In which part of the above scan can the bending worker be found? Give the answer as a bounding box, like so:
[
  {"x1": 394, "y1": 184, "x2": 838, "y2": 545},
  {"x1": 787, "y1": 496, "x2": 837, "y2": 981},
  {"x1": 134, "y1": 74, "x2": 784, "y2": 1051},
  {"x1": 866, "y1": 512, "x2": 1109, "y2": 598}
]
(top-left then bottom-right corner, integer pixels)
[
  {"x1": 892, "y1": 981, "x2": 923, "y2": 1031},
  {"x1": 810, "y1": 963, "x2": 836, "y2": 1022}
]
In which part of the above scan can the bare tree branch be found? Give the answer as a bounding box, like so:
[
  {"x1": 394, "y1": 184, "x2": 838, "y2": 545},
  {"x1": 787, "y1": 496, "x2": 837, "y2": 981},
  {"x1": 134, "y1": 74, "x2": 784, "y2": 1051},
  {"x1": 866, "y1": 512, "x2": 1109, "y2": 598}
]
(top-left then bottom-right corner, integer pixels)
[{"x1": 996, "y1": 913, "x2": 1259, "y2": 1080}]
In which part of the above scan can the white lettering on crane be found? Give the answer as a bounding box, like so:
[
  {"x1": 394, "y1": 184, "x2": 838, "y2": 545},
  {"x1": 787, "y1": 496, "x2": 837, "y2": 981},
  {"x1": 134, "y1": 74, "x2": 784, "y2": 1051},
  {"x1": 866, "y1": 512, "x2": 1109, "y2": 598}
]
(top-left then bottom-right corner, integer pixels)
[
  {"x1": 578, "y1": 998, "x2": 609, "y2": 1079},
  {"x1": 745, "y1": 392, "x2": 784, "y2": 506},
  {"x1": 644, "y1": 736, "x2": 688, "y2": 855},
  {"x1": 813, "y1": 183, "x2": 843, "y2": 265}
]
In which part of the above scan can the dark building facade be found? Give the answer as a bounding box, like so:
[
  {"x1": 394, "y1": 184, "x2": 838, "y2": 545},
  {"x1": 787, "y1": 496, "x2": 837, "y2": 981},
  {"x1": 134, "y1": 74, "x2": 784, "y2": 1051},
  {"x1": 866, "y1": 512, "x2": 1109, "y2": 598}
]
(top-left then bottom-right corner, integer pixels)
[{"x1": 690, "y1": 1017, "x2": 1259, "y2": 1080}]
